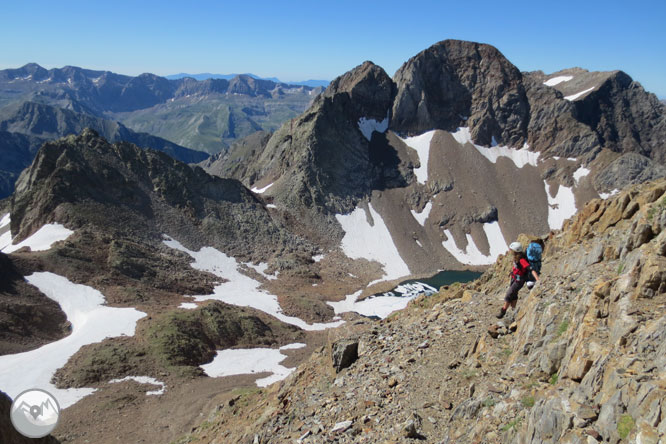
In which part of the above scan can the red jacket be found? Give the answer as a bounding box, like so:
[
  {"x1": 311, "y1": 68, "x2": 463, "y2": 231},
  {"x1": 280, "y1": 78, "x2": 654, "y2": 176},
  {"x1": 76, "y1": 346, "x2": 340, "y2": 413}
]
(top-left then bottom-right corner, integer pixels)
[{"x1": 510, "y1": 258, "x2": 531, "y2": 282}]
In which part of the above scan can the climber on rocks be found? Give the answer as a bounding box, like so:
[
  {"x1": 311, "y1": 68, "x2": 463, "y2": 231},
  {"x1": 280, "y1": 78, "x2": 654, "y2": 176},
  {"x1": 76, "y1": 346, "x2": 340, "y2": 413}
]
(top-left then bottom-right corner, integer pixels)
[{"x1": 497, "y1": 241, "x2": 539, "y2": 319}]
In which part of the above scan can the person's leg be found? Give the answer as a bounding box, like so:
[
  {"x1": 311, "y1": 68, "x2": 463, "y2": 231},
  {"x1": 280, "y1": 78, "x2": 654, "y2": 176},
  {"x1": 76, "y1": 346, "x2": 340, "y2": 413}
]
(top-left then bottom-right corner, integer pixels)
[{"x1": 499, "y1": 281, "x2": 520, "y2": 318}]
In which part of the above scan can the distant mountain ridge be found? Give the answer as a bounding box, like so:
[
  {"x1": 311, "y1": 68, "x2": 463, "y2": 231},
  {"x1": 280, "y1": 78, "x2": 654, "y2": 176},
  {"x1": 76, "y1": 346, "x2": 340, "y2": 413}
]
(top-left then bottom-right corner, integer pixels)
[
  {"x1": 0, "y1": 63, "x2": 323, "y2": 154},
  {"x1": 165, "y1": 72, "x2": 329, "y2": 88}
]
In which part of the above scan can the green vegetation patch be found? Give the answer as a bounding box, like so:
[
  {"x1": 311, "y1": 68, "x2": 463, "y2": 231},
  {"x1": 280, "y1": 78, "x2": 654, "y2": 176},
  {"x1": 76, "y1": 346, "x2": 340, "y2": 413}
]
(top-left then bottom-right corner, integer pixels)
[
  {"x1": 501, "y1": 417, "x2": 523, "y2": 432},
  {"x1": 521, "y1": 396, "x2": 536, "y2": 408},
  {"x1": 556, "y1": 320, "x2": 570, "y2": 337},
  {"x1": 617, "y1": 414, "x2": 635, "y2": 440},
  {"x1": 647, "y1": 196, "x2": 666, "y2": 221}
]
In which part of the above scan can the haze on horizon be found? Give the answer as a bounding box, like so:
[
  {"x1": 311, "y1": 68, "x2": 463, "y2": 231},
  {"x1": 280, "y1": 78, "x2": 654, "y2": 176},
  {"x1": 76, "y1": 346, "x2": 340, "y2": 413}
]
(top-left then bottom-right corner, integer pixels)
[{"x1": 1, "y1": 0, "x2": 665, "y2": 98}]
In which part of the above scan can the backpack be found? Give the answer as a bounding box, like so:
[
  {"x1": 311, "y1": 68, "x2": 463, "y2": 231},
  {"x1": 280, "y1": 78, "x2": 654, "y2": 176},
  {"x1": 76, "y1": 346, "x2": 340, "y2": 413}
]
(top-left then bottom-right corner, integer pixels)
[{"x1": 526, "y1": 242, "x2": 543, "y2": 274}]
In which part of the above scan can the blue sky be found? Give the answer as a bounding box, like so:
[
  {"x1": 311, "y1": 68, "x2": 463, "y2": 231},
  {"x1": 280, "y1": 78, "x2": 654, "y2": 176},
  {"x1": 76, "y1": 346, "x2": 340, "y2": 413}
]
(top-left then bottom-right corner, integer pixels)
[{"x1": 2, "y1": 0, "x2": 665, "y2": 97}]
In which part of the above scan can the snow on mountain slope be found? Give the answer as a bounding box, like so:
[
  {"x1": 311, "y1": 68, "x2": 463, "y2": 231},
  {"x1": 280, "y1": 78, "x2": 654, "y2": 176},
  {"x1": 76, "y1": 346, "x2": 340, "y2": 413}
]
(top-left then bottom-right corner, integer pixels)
[
  {"x1": 162, "y1": 236, "x2": 344, "y2": 331},
  {"x1": 401, "y1": 130, "x2": 436, "y2": 184},
  {"x1": 0, "y1": 272, "x2": 146, "y2": 408},
  {"x1": 200, "y1": 343, "x2": 306, "y2": 387},
  {"x1": 0, "y1": 221, "x2": 73, "y2": 253},
  {"x1": 452, "y1": 127, "x2": 540, "y2": 168},
  {"x1": 335, "y1": 203, "x2": 411, "y2": 282},
  {"x1": 442, "y1": 221, "x2": 509, "y2": 266},
  {"x1": 565, "y1": 86, "x2": 596, "y2": 101},
  {"x1": 545, "y1": 181, "x2": 577, "y2": 230},
  {"x1": 543, "y1": 75, "x2": 574, "y2": 86},
  {"x1": 410, "y1": 202, "x2": 432, "y2": 226},
  {"x1": 358, "y1": 113, "x2": 389, "y2": 141}
]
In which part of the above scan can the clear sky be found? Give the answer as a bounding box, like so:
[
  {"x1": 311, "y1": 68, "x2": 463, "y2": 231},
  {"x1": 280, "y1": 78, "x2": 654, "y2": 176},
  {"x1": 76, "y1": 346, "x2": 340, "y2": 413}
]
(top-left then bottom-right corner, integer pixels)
[{"x1": 1, "y1": 0, "x2": 665, "y2": 97}]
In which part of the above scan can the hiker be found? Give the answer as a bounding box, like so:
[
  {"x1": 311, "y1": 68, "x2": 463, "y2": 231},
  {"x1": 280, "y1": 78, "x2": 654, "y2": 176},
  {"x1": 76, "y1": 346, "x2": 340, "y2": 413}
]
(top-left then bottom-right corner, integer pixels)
[
  {"x1": 525, "y1": 239, "x2": 544, "y2": 289},
  {"x1": 497, "y1": 241, "x2": 539, "y2": 319}
]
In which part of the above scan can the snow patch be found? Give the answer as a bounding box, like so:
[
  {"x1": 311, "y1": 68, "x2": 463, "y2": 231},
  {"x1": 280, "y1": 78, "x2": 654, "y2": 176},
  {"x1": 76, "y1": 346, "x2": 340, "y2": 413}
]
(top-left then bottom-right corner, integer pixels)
[
  {"x1": 543, "y1": 75, "x2": 574, "y2": 86},
  {"x1": 279, "y1": 343, "x2": 306, "y2": 351},
  {"x1": 416, "y1": 240, "x2": 423, "y2": 248},
  {"x1": 109, "y1": 376, "x2": 166, "y2": 396},
  {"x1": 200, "y1": 344, "x2": 305, "y2": 387},
  {"x1": 441, "y1": 221, "x2": 509, "y2": 266},
  {"x1": 266, "y1": 204, "x2": 277, "y2": 209},
  {"x1": 573, "y1": 166, "x2": 590, "y2": 185},
  {"x1": 179, "y1": 302, "x2": 198, "y2": 309},
  {"x1": 162, "y1": 236, "x2": 343, "y2": 331},
  {"x1": 0, "y1": 213, "x2": 9, "y2": 230},
  {"x1": 336, "y1": 204, "x2": 410, "y2": 284},
  {"x1": 0, "y1": 223, "x2": 73, "y2": 254},
  {"x1": 410, "y1": 202, "x2": 432, "y2": 226},
  {"x1": 565, "y1": 87, "x2": 595, "y2": 101},
  {"x1": 312, "y1": 254, "x2": 325, "y2": 262},
  {"x1": 452, "y1": 127, "x2": 539, "y2": 168},
  {"x1": 0, "y1": 272, "x2": 146, "y2": 408},
  {"x1": 400, "y1": 130, "x2": 436, "y2": 184},
  {"x1": 245, "y1": 262, "x2": 278, "y2": 281},
  {"x1": 328, "y1": 281, "x2": 436, "y2": 319},
  {"x1": 545, "y1": 182, "x2": 577, "y2": 230},
  {"x1": 358, "y1": 112, "x2": 389, "y2": 141},
  {"x1": 599, "y1": 189, "x2": 620, "y2": 200},
  {"x1": 251, "y1": 182, "x2": 274, "y2": 194}
]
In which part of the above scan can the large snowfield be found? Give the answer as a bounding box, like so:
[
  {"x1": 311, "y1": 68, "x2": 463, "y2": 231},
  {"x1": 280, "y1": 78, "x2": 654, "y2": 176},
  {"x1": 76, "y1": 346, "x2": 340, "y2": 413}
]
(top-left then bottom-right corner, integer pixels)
[
  {"x1": 335, "y1": 204, "x2": 411, "y2": 283},
  {"x1": 162, "y1": 236, "x2": 344, "y2": 331},
  {"x1": 0, "y1": 219, "x2": 73, "y2": 254},
  {"x1": 0, "y1": 272, "x2": 146, "y2": 408},
  {"x1": 200, "y1": 343, "x2": 306, "y2": 387}
]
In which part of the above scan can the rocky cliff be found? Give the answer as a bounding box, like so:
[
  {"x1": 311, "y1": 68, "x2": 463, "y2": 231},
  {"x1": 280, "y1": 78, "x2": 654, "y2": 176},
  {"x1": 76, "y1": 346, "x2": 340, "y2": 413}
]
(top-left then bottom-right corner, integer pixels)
[{"x1": 176, "y1": 178, "x2": 666, "y2": 444}]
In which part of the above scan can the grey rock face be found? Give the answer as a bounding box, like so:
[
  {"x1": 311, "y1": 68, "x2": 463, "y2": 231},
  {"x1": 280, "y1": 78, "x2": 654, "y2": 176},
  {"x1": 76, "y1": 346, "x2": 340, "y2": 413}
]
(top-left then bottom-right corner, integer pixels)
[
  {"x1": 574, "y1": 71, "x2": 666, "y2": 164},
  {"x1": 392, "y1": 39, "x2": 529, "y2": 147},
  {"x1": 594, "y1": 152, "x2": 666, "y2": 192}
]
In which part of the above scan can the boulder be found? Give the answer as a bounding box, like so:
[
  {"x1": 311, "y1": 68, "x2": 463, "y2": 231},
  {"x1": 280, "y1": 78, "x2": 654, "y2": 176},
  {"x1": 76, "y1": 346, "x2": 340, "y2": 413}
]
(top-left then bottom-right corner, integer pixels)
[{"x1": 331, "y1": 339, "x2": 359, "y2": 373}]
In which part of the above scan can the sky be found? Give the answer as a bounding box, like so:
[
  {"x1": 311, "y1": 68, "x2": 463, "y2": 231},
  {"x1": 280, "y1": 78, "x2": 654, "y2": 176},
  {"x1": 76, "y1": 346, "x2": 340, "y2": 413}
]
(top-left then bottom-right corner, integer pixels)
[{"x1": 1, "y1": 0, "x2": 665, "y2": 97}]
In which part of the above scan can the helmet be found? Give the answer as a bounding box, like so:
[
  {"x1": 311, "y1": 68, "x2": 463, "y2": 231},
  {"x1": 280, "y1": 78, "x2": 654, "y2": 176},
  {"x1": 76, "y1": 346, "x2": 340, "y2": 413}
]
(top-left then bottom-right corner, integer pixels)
[{"x1": 509, "y1": 241, "x2": 523, "y2": 253}]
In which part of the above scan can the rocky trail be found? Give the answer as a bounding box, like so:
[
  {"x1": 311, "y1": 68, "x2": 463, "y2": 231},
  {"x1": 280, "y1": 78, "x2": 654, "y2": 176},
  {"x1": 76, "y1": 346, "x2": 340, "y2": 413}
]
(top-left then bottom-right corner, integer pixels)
[{"x1": 176, "y1": 179, "x2": 666, "y2": 444}]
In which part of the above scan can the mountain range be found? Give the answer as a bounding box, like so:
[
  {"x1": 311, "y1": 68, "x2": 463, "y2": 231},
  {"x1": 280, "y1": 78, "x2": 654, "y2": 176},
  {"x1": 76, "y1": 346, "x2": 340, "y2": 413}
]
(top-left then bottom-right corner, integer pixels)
[
  {"x1": 165, "y1": 72, "x2": 330, "y2": 88},
  {"x1": 0, "y1": 39, "x2": 664, "y2": 443},
  {"x1": 0, "y1": 63, "x2": 322, "y2": 154}
]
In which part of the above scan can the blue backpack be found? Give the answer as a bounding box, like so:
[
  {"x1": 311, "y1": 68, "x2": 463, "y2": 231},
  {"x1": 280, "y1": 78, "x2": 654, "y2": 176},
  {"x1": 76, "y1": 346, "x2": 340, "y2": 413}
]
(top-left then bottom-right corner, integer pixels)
[{"x1": 526, "y1": 242, "x2": 543, "y2": 274}]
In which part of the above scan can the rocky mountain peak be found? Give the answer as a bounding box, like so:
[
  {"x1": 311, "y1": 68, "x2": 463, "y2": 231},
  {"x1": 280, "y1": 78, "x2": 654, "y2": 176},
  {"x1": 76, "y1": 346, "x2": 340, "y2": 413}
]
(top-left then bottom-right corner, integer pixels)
[
  {"x1": 321, "y1": 61, "x2": 394, "y2": 120},
  {"x1": 391, "y1": 39, "x2": 528, "y2": 147}
]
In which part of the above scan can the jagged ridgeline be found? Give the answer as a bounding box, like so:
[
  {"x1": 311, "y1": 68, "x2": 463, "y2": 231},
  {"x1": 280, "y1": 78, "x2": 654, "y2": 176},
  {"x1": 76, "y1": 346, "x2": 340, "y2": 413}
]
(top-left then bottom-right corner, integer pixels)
[{"x1": 203, "y1": 39, "x2": 666, "y2": 274}]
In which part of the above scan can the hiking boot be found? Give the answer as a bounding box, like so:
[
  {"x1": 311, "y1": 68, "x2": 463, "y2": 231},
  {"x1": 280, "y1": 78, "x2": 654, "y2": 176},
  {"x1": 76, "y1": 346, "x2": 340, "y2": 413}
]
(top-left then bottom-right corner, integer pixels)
[
  {"x1": 527, "y1": 281, "x2": 535, "y2": 290},
  {"x1": 496, "y1": 308, "x2": 506, "y2": 319}
]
